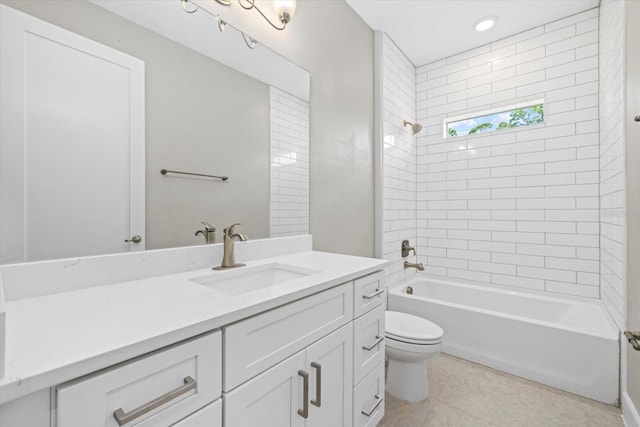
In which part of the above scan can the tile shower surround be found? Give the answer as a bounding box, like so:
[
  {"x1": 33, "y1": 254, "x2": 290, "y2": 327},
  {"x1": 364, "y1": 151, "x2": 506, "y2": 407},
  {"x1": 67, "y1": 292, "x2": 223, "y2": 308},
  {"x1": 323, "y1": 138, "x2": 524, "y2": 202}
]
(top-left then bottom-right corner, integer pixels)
[
  {"x1": 269, "y1": 86, "x2": 310, "y2": 238},
  {"x1": 382, "y1": 34, "x2": 418, "y2": 287},
  {"x1": 381, "y1": 9, "x2": 606, "y2": 301},
  {"x1": 598, "y1": 0, "x2": 626, "y2": 329},
  {"x1": 415, "y1": 8, "x2": 600, "y2": 298}
]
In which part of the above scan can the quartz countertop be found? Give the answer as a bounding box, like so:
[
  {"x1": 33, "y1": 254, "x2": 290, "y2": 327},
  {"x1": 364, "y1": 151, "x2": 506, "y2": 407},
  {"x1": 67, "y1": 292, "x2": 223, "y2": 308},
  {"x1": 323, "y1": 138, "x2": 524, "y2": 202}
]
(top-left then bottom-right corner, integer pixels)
[{"x1": 0, "y1": 250, "x2": 387, "y2": 404}]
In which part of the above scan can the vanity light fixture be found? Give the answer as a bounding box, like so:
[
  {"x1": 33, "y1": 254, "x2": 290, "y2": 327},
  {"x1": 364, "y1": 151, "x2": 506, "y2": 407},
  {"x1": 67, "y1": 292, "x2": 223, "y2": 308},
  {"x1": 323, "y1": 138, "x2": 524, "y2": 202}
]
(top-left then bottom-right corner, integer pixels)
[
  {"x1": 215, "y1": 0, "x2": 297, "y2": 31},
  {"x1": 475, "y1": 16, "x2": 496, "y2": 32},
  {"x1": 179, "y1": 0, "x2": 255, "y2": 49},
  {"x1": 242, "y1": 32, "x2": 257, "y2": 49}
]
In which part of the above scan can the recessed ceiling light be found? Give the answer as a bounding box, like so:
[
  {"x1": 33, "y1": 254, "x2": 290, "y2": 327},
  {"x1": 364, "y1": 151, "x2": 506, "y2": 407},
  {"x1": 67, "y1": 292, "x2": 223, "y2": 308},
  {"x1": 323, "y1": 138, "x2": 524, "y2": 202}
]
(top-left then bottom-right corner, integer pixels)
[{"x1": 475, "y1": 17, "x2": 496, "y2": 32}]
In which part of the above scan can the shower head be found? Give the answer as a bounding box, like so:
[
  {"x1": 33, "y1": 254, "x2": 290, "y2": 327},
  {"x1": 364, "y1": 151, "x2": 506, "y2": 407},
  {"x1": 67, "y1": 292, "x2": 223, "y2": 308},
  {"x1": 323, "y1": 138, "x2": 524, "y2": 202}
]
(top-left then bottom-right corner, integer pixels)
[{"x1": 403, "y1": 120, "x2": 423, "y2": 135}]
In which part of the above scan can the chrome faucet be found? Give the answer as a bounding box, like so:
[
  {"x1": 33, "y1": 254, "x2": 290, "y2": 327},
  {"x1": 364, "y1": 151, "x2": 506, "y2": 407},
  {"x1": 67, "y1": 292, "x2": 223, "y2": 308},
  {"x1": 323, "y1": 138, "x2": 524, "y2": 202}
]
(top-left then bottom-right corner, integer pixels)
[
  {"x1": 195, "y1": 221, "x2": 216, "y2": 244},
  {"x1": 404, "y1": 261, "x2": 425, "y2": 271},
  {"x1": 214, "y1": 223, "x2": 248, "y2": 270}
]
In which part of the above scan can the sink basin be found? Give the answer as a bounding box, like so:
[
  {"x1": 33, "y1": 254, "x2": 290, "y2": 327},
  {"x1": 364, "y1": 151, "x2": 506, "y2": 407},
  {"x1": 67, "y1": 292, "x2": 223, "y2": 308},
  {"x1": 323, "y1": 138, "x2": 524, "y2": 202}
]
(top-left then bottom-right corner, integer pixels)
[{"x1": 189, "y1": 263, "x2": 319, "y2": 296}]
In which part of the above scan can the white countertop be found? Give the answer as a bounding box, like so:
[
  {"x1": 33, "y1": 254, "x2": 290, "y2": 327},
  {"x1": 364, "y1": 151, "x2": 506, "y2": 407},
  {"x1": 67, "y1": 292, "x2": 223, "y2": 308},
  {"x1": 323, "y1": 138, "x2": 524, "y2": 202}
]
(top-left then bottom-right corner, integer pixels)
[{"x1": 0, "y1": 250, "x2": 387, "y2": 404}]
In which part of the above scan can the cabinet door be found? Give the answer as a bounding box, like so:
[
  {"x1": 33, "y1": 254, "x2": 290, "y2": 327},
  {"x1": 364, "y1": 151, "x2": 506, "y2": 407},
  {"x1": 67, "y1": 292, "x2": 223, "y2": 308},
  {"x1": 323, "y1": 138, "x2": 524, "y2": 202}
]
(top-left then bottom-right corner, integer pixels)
[
  {"x1": 306, "y1": 324, "x2": 354, "y2": 427},
  {"x1": 224, "y1": 351, "x2": 306, "y2": 427}
]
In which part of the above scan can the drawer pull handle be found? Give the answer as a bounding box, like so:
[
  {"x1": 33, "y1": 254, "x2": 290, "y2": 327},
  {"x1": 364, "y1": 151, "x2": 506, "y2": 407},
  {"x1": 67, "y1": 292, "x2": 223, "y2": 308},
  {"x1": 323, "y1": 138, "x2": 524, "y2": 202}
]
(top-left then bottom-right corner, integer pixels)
[
  {"x1": 113, "y1": 376, "x2": 196, "y2": 426},
  {"x1": 362, "y1": 289, "x2": 384, "y2": 300},
  {"x1": 362, "y1": 336, "x2": 384, "y2": 351},
  {"x1": 311, "y1": 361, "x2": 322, "y2": 408},
  {"x1": 361, "y1": 394, "x2": 384, "y2": 417},
  {"x1": 298, "y1": 370, "x2": 309, "y2": 419}
]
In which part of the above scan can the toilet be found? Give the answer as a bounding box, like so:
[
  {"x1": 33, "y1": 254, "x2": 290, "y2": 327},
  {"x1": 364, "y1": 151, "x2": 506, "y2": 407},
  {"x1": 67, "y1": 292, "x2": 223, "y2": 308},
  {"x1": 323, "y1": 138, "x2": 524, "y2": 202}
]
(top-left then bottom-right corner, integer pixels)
[{"x1": 385, "y1": 310, "x2": 444, "y2": 402}]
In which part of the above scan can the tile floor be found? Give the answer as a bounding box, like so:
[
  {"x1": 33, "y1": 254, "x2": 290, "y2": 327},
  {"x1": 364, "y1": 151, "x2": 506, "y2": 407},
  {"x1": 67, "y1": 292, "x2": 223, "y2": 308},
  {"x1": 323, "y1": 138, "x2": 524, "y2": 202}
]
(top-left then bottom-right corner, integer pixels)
[{"x1": 379, "y1": 354, "x2": 623, "y2": 427}]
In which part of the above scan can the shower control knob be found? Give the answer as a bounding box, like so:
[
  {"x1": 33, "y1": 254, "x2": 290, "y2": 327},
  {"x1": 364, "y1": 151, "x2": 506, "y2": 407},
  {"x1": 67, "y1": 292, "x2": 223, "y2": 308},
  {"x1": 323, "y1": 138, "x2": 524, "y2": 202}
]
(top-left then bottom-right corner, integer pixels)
[{"x1": 125, "y1": 235, "x2": 142, "y2": 244}]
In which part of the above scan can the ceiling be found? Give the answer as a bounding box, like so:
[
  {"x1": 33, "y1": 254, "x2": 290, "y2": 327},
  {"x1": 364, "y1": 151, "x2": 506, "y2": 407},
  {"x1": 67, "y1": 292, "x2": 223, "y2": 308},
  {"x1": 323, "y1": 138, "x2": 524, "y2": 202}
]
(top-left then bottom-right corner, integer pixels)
[{"x1": 345, "y1": 0, "x2": 599, "y2": 66}]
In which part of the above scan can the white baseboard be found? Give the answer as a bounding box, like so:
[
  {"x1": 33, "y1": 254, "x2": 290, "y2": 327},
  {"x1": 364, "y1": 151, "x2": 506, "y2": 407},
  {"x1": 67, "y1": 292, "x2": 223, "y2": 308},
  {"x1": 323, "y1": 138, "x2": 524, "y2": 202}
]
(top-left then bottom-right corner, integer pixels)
[{"x1": 623, "y1": 392, "x2": 640, "y2": 427}]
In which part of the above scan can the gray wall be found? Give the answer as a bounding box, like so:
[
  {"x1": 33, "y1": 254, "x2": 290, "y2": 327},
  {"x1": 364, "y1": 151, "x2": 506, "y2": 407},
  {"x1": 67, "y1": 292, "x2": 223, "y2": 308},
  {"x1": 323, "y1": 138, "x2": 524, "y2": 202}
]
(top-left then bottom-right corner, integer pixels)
[
  {"x1": 2, "y1": 0, "x2": 271, "y2": 249},
  {"x1": 291, "y1": 2, "x2": 375, "y2": 257}
]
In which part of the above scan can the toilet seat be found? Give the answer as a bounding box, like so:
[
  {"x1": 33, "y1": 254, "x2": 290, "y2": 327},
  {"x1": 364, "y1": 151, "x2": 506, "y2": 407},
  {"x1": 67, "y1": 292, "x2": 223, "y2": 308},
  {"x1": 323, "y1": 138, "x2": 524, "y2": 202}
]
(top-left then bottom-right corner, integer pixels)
[
  {"x1": 385, "y1": 311, "x2": 443, "y2": 345},
  {"x1": 387, "y1": 334, "x2": 442, "y2": 345}
]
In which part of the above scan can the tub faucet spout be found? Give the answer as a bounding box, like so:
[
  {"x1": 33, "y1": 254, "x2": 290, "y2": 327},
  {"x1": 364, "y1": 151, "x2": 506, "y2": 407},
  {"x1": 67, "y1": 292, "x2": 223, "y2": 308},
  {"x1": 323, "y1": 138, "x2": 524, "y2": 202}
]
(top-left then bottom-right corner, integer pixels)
[{"x1": 404, "y1": 261, "x2": 424, "y2": 271}]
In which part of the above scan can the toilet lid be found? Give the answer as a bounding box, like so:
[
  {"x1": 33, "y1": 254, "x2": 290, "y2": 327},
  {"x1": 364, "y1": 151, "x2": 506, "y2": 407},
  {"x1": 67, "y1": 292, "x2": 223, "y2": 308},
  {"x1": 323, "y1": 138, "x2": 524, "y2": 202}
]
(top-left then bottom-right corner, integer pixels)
[{"x1": 385, "y1": 311, "x2": 443, "y2": 344}]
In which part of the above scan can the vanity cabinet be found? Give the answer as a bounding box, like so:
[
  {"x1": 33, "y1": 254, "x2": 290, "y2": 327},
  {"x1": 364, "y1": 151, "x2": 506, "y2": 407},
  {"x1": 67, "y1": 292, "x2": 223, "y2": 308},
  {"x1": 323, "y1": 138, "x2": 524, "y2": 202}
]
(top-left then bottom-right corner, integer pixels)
[
  {"x1": 0, "y1": 267, "x2": 387, "y2": 427},
  {"x1": 225, "y1": 323, "x2": 353, "y2": 427},
  {"x1": 56, "y1": 332, "x2": 222, "y2": 427}
]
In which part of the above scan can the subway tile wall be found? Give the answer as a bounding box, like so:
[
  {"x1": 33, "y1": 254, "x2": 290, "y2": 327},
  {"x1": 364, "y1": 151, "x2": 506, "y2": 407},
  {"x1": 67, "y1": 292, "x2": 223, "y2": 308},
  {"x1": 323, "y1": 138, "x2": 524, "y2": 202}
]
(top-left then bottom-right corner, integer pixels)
[
  {"x1": 414, "y1": 9, "x2": 601, "y2": 297},
  {"x1": 382, "y1": 34, "x2": 418, "y2": 287},
  {"x1": 599, "y1": 0, "x2": 626, "y2": 329},
  {"x1": 269, "y1": 86, "x2": 310, "y2": 237}
]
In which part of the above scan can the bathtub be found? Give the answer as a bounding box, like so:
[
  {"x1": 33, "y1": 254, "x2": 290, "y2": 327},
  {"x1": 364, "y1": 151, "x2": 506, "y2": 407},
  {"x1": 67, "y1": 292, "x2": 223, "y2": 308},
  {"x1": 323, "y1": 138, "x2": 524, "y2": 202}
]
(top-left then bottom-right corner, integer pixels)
[{"x1": 388, "y1": 275, "x2": 619, "y2": 404}]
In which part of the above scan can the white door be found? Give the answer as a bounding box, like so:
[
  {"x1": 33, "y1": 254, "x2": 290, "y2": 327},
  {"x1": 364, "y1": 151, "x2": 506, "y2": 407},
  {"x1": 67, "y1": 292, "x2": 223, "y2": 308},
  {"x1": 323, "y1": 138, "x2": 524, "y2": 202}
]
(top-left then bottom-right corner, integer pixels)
[
  {"x1": 224, "y1": 350, "x2": 306, "y2": 427},
  {"x1": 306, "y1": 323, "x2": 354, "y2": 427},
  {"x1": 0, "y1": 5, "x2": 145, "y2": 263}
]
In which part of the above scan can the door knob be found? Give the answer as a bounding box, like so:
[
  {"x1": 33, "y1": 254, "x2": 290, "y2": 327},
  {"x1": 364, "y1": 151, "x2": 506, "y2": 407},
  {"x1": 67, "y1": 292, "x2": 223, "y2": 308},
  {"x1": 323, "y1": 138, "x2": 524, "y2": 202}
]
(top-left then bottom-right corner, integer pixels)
[
  {"x1": 125, "y1": 235, "x2": 142, "y2": 244},
  {"x1": 635, "y1": 115, "x2": 640, "y2": 122}
]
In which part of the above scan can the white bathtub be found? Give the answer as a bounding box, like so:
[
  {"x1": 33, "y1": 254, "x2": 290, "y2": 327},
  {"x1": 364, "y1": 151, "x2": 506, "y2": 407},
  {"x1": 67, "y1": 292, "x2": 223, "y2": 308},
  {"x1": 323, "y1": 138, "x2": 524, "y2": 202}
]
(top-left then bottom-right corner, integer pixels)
[{"x1": 388, "y1": 275, "x2": 619, "y2": 404}]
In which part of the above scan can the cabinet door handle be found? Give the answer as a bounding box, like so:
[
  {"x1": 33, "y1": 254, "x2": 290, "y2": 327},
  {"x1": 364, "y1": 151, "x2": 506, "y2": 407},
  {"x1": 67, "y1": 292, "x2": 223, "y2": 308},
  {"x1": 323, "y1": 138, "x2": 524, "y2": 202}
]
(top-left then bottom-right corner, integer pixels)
[
  {"x1": 297, "y1": 370, "x2": 309, "y2": 419},
  {"x1": 311, "y1": 361, "x2": 322, "y2": 407},
  {"x1": 113, "y1": 376, "x2": 196, "y2": 426},
  {"x1": 362, "y1": 335, "x2": 384, "y2": 351},
  {"x1": 362, "y1": 289, "x2": 384, "y2": 299},
  {"x1": 361, "y1": 394, "x2": 384, "y2": 417}
]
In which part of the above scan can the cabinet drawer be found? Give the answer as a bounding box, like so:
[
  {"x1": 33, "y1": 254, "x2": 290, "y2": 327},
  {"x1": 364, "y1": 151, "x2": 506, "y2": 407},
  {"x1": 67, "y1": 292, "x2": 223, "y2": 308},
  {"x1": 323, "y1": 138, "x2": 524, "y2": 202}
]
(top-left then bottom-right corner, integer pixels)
[
  {"x1": 353, "y1": 361, "x2": 385, "y2": 427},
  {"x1": 224, "y1": 283, "x2": 353, "y2": 391},
  {"x1": 354, "y1": 303, "x2": 385, "y2": 385},
  {"x1": 353, "y1": 271, "x2": 385, "y2": 318},
  {"x1": 57, "y1": 332, "x2": 221, "y2": 427},
  {"x1": 172, "y1": 399, "x2": 221, "y2": 427}
]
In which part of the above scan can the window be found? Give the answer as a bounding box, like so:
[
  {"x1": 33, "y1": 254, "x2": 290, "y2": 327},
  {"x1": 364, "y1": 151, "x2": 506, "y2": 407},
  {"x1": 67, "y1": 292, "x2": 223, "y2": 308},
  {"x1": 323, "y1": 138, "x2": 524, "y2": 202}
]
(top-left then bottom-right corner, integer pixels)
[{"x1": 444, "y1": 100, "x2": 544, "y2": 138}]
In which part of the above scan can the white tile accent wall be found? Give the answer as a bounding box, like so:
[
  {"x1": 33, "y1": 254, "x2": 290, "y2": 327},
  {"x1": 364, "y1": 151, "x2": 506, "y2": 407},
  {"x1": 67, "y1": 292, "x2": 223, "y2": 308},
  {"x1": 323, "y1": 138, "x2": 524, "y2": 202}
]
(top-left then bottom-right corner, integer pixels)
[
  {"x1": 415, "y1": 9, "x2": 601, "y2": 298},
  {"x1": 599, "y1": 0, "x2": 626, "y2": 329},
  {"x1": 382, "y1": 34, "x2": 418, "y2": 287},
  {"x1": 269, "y1": 86, "x2": 310, "y2": 237}
]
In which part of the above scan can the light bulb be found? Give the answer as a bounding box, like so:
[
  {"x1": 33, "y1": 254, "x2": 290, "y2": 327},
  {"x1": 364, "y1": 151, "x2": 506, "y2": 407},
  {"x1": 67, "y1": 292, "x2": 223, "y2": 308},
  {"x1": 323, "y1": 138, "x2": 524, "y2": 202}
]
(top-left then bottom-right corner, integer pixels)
[{"x1": 272, "y1": 0, "x2": 296, "y2": 24}]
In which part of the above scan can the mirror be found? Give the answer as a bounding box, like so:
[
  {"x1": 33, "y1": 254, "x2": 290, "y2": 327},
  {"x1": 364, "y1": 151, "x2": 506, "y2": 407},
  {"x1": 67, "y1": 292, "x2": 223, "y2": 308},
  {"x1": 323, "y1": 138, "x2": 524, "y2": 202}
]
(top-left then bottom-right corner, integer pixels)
[{"x1": 0, "y1": 0, "x2": 310, "y2": 264}]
